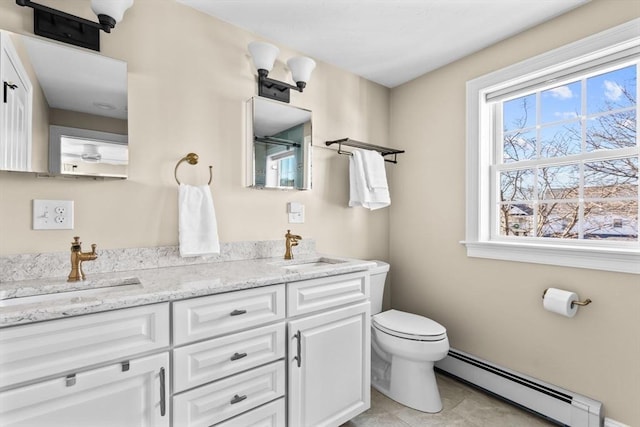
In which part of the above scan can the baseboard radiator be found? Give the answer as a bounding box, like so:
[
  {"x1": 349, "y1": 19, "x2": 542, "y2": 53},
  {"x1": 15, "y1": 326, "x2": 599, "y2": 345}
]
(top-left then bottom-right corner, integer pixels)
[{"x1": 435, "y1": 349, "x2": 603, "y2": 427}]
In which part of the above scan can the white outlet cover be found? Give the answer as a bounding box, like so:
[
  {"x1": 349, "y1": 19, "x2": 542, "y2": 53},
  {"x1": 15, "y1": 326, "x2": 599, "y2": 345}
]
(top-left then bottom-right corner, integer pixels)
[{"x1": 33, "y1": 200, "x2": 74, "y2": 230}]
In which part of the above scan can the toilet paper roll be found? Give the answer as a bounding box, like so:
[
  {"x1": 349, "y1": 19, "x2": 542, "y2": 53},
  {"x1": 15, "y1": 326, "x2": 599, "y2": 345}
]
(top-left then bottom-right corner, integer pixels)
[{"x1": 543, "y1": 288, "x2": 579, "y2": 318}]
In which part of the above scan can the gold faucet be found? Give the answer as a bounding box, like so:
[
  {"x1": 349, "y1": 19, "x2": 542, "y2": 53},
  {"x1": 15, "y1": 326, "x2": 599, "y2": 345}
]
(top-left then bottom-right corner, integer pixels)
[
  {"x1": 284, "y1": 230, "x2": 302, "y2": 260},
  {"x1": 68, "y1": 236, "x2": 98, "y2": 282}
]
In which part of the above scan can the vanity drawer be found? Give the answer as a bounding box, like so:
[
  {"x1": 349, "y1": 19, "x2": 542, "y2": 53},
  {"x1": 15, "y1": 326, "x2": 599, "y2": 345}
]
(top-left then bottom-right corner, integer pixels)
[
  {"x1": 173, "y1": 322, "x2": 285, "y2": 393},
  {"x1": 173, "y1": 285, "x2": 285, "y2": 346},
  {"x1": 173, "y1": 361, "x2": 285, "y2": 427},
  {"x1": 287, "y1": 271, "x2": 369, "y2": 317},
  {"x1": 215, "y1": 398, "x2": 285, "y2": 427},
  {"x1": 0, "y1": 303, "x2": 170, "y2": 389}
]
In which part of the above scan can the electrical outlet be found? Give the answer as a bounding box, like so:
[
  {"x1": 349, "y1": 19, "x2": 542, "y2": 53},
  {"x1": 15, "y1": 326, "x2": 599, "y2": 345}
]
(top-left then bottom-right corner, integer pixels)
[{"x1": 33, "y1": 200, "x2": 74, "y2": 230}]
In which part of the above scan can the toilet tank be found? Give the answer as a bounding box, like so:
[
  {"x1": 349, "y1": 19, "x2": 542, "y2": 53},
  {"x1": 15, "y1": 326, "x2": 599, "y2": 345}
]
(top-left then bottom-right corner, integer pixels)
[{"x1": 369, "y1": 260, "x2": 390, "y2": 315}]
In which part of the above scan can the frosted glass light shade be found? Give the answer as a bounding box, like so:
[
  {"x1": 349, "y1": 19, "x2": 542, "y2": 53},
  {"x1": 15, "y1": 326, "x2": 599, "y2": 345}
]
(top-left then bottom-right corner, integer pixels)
[
  {"x1": 287, "y1": 57, "x2": 316, "y2": 85},
  {"x1": 91, "y1": 0, "x2": 134, "y2": 23},
  {"x1": 248, "y1": 42, "x2": 280, "y2": 73}
]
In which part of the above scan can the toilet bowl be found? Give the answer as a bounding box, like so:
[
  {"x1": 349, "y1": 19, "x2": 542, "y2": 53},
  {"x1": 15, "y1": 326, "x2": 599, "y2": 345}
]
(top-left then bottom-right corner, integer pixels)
[{"x1": 369, "y1": 261, "x2": 449, "y2": 413}]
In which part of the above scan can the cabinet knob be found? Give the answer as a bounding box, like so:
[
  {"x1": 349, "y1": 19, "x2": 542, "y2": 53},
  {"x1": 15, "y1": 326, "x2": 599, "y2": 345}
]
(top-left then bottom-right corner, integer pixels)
[{"x1": 230, "y1": 309, "x2": 247, "y2": 316}]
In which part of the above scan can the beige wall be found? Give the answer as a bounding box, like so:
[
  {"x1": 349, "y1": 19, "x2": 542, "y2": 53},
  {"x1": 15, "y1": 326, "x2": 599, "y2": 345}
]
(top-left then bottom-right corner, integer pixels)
[
  {"x1": 0, "y1": 0, "x2": 390, "y2": 261},
  {"x1": 389, "y1": 0, "x2": 639, "y2": 424},
  {"x1": 49, "y1": 109, "x2": 128, "y2": 135}
]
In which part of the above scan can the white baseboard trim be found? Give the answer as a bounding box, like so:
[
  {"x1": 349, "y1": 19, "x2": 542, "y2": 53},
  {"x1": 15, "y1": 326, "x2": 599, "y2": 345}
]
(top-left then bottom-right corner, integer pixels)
[{"x1": 604, "y1": 418, "x2": 631, "y2": 427}]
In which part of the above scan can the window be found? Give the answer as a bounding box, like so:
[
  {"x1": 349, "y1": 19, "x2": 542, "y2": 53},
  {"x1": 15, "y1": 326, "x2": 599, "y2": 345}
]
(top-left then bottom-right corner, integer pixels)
[{"x1": 465, "y1": 20, "x2": 639, "y2": 274}]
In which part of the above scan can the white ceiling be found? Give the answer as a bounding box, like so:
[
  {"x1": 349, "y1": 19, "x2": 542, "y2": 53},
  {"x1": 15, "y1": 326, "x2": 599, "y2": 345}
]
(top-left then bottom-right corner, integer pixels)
[
  {"x1": 177, "y1": 0, "x2": 589, "y2": 88},
  {"x1": 19, "y1": 33, "x2": 127, "y2": 120}
]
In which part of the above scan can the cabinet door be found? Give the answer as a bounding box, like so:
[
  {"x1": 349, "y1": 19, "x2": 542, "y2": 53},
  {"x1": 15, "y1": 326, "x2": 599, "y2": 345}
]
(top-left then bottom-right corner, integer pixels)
[
  {"x1": 288, "y1": 301, "x2": 371, "y2": 427},
  {"x1": 0, "y1": 303, "x2": 170, "y2": 389},
  {"x1": 0, "y1": 353, "x2": 169, "y2": 427},
  {"x1": 0, "y1": 31, "x2": 32, "y2": 172}
]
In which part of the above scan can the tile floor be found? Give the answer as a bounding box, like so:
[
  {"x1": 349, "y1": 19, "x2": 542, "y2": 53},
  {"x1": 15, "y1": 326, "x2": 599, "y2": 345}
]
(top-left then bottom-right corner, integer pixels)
[{"x1": 341, "y1": 373, "x2": 557, "y2": 427}]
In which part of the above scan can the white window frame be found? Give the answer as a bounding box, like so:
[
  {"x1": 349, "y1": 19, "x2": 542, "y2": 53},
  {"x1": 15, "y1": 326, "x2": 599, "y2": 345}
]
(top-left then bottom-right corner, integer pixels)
[{"x1": 464, "y1": 19, "x2": 640, "y2": 275}]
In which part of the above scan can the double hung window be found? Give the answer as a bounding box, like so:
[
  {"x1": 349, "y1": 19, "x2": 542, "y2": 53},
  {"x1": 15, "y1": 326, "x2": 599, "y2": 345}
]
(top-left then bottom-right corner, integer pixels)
[{"x1": 465, "y1": 20, "x2": 639, "y2": 274}]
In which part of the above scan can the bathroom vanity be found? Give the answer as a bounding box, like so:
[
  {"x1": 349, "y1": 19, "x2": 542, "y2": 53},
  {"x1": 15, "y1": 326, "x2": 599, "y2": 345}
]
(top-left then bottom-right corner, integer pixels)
[{"x1": 0, "y1": 255, "x2": 373, "y2": 427}]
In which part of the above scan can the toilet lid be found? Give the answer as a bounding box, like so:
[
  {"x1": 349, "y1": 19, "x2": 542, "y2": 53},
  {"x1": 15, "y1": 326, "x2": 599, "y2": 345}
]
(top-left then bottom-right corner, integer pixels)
[{"x1": 373, "y1": 310, "x2": 446, "y2": 341}]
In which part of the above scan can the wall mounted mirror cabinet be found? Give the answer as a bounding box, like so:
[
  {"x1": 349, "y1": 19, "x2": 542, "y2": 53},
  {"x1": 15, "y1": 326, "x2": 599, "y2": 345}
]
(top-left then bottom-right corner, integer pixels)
[
  {"x1": 0, "y1": 29, "x2": 128, "y2": 178},
  {"x1": 246, "y1": 97, "x2": 312, "y2": 190}
]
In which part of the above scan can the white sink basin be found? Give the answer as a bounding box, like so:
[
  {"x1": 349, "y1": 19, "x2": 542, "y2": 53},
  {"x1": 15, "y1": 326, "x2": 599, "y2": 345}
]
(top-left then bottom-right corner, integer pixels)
[
  {"x1": 0, "y1": 278, "x2": 142, "y2": 307},
  {"x1": 282, "y1": 258, "x2": 345, "y2": 271}
]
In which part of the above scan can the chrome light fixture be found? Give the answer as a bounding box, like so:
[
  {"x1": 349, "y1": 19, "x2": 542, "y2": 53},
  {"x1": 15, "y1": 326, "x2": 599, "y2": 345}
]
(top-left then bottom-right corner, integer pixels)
[
  {"x1": 15, "y1": 0, "x2": 133, "y2": 51},
  {"x1": 248, "y1": 41, "x2": 316, "y2": 103}
]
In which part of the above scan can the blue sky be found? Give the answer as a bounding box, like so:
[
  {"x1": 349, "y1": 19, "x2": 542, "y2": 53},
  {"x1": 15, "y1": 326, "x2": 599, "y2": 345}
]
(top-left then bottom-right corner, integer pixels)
[
  {"x1": 503, "y1": 64, "x2": 636, "y2": 134},
  {"x1": 502, "y1": 64, "x2": 637, "y2": 162}
]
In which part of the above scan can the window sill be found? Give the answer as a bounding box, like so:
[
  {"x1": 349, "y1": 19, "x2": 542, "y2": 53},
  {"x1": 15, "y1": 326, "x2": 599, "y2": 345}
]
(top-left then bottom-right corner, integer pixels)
[{"x1": 461, "y1": 240, "x2": 639, "y2": 274}]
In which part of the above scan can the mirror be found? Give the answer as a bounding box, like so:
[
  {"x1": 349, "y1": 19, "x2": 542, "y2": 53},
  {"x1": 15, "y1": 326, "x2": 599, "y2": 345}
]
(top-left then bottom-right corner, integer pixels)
[
  {"x1": 246, "y1": 97, "x2": 312, "y2": 190},
  {"x1": 0, "y1": 30, "x2": 127, "y2": 177}
]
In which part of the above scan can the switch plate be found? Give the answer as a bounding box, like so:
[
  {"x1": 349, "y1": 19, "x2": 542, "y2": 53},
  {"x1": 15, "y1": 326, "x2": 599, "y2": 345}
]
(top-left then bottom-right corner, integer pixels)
[
  {"x1": 287, "y1": 202, "x2": 304, "y2": 224},
  {"x1": 33, "y1": 200, "x2": 74, "y2": 230}
]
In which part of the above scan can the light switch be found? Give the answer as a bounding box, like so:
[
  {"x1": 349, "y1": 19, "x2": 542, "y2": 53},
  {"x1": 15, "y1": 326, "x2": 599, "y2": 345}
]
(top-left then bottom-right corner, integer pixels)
[{"x1": 288, "y1": 202, "x2": 304, "y2": 224}]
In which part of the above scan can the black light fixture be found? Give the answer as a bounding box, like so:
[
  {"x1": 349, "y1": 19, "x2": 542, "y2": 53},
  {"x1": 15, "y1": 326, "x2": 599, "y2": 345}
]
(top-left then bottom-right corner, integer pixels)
[
  {"x1": 248, "y1": 41, "x2": 316, "y2": 103},
  {"x1": 15, "y1": 0, "x2": 133, "y2": 52}
]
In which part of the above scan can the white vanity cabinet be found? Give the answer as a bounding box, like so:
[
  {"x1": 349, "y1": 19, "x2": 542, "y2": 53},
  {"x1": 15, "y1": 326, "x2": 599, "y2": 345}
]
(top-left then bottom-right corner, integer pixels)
[
  {"x1": 172, "y1": 284, "x2": 287, "y2": 427},
  {"x1": 0, "y1": 303, "x2": 171, "y2": 427},
  {"x1": 0, "y1": 267, "x2": 373, "y2": 427},
  {"x1": 286, "y1": 272, "x2": 371, "y2": 427}
]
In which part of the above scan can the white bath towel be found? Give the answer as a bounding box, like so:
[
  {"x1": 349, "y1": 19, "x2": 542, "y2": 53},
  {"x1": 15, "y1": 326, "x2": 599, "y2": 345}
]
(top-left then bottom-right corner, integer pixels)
[
  {"x1": 178, "y1": 184, "x2": 220, "y2": 257},
  {"x1": 349, "y1": 149, "x2": 390, "y2": 210}
]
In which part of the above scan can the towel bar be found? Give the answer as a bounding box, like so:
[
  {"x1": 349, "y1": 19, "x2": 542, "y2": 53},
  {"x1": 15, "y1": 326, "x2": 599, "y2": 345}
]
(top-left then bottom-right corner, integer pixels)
[
  {"x1": 174, "y1": 153, "x2": 212, "y2": 185},
  {"x1": 325, "y1": 138, "x2": 405, "y2": 164}
]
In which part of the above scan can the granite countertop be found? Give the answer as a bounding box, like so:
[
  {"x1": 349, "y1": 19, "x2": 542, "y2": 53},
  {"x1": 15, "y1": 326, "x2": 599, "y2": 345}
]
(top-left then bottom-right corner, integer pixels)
[{"x1": 0, "y1": 255, "x2": 376, "y2": 327}]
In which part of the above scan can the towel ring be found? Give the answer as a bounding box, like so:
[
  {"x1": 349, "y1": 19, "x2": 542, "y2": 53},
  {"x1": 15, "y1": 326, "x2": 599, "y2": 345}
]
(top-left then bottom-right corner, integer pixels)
[{"x1": 174, "y1": 153, "x2": 212, "y2": 185}]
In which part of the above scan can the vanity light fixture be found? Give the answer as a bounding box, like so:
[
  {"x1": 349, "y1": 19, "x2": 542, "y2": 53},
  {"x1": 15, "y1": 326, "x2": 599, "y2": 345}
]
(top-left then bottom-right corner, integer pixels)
[
  {"x1": 15, "y1": 0, "x2": 133, "y2": 52},
  {"x1": 248, "y1": 41, "x2": 316, "y2": 103}
]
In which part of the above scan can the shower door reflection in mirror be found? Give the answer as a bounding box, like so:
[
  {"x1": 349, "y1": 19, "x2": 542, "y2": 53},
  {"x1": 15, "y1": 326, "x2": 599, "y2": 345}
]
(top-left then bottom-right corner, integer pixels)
[{"x1": 246, "y1": 97, "x2": 312, "y2": 190}]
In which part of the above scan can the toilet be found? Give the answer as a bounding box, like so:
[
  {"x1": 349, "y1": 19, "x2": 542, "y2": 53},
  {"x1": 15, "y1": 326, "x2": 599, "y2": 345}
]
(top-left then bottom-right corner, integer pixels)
[{"x1": 369, "y1": 261, "x2": 449, "y2": 413}]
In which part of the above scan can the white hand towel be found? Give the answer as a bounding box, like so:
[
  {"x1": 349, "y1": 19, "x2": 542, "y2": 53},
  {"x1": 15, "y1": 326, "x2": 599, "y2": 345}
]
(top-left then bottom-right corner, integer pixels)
[
  {"x1": 349, "y1": 149, "x2": 368, "y2": 208},
  {"x1": 349, "y1": 149, "x2": 390, "y2": 210},
  {"x1": 179, "y1": 184, "x2": 220, "y2": 257},
  {"x1": 361, "y1": 149, "x2": 388, "y2": 190}
]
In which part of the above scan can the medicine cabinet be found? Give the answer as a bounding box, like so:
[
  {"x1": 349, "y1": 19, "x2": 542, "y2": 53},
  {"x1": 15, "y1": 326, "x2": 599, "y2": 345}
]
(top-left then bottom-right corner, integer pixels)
[{"x1": 246, "y1": 97, "x2": 311, "y2": 190}]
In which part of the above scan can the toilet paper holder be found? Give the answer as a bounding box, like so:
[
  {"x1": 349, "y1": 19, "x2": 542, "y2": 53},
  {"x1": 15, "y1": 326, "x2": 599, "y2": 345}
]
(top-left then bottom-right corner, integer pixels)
[{"x1": 543, "y1": 288, "x2": 592, "y2": 307}]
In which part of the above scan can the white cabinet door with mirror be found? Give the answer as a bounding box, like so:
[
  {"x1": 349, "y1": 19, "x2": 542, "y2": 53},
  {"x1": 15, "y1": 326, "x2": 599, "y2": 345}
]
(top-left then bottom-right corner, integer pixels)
[
  {"x1": 246, "y1": 97, "x2": 312, "y2": 190},
  {"x1": 0, "y1": 29, "x2": 128, "y2": 178}
]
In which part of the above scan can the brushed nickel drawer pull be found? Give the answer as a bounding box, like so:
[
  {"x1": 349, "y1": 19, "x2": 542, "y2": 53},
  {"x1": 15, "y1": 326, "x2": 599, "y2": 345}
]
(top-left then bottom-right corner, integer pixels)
[
  {"x1": 230, "y1": 352, "x2": 247, "y2": 361},
  {"x1": 230, "y1": 394, "x2": 247, "y2": 405},
  {"x1": 230, "y1": 309, "x2": 247, "y2": 316}
]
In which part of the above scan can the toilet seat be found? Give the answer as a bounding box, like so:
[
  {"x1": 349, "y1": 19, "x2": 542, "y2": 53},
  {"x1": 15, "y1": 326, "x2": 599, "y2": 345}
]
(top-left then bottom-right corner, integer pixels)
[{"x1": 373, "y1": 309, "x2": 446, "y2": 342}]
